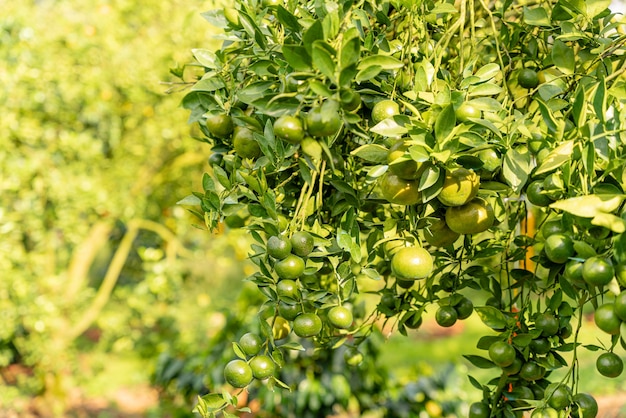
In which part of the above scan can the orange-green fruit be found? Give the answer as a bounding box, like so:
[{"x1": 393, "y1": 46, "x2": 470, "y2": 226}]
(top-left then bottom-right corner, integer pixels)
[
  {"x1": 572, "y1": 393, "x2": 598, "y2": 418},
  {"x1": 293, "y1": 312, "x2": 323, "y2": 337},
  {"x1": 596, "y1": 352, "x2": 623, "y2": 378},
  {"x1": 468, "y1": 402, "x2": 491, "y2": 418},
  {"x1": 328, "y1": 306, "x2": 353, "y2": 329},
  {"x1": 435, "y1": 305, "x2": 458, "y2": 327},
  {"x1": 527, "y1": 180, "x2": 553, "y2": 207},
  {"x1": 272, "y1": 316, "x2": 291, "y2": 340},
  {"x1": 274, "y1": 115, "x2": 305, "y2": 144},
  {"x1": 546, "y1": 384, "x2": 572, "y2": 410},
  {"x1": 582, "y1": 257, "x2": 615, "y2": 287},
  {"x1": 424, "y1": 218, "x2": 460, "y2": 247},
  {"x1": 445, "y1": 198, "x2": 495, "y2": 235},
  {"x1": 437, "y1": 168, "x2": 480, "y2": 207},
  {"x1": 518, "y1": 68, "x2": 540, "y2": 89},
  {"x1": 224, "y1": 359, "x2": 253, "y2": 388},
  {"x1": 594, "y1": 303, "x2": 621, "y2": 335},
  {"x1": 276, "y1": 279, "x2": 300, "y2": 300},
  {"x1": 233, "y1": 126, "x2": 261, "y2": 159},
  {"x1": 488, "y1": 341, "x2": 516, "y2": 367},
  {"x1": 391, "y1": 246, "x2": 434, "y2": 280},
  {"x1": 379, "y1": 172, "x2": 421, "y2": 205},
  {"x1": 278, "y1": 301, "x2": 300, "y2": 320},
  {"x1": 274, "y1": 254, "x2": 305, "y2": 279},
  {"x1": 205, "y1": 114, "x2": 234, "y2": 138},
  {"x1": 371, "y1": 99, "x2": 400, "y2": 124},
  {"x1": 614, "y1": 290, "x2": 626, "y2": 321},
  {"x1": 455, "y1": 102, "x2": 481, "y2": 122},
  {"x1": 291, "y1": 231, "x2": 314, "y2": 257},
  {"x1": 544, "y1": 233, "x2": 575, "y2": 264},
  {"x1": 535, "y1": 312, "x2": 560, "y2": 337},
  {"x1": 249, "y1": 354, "x2": 275, "y2": 380},
  {"x1": 239, "y1": 332, "x2": 263, "y2": 356},
  {"x1": 305, "y1": 105, "x2": 342, "y2": 137},
  {"x1": 267, "y1": 235, "x2": 292, "y2": 259},
  {"x1": 520, "y1": 361, "x2": 546, "y2": 381},
  {"x1": 387, "y1": 139, "x2": 424, "y2": 180}
]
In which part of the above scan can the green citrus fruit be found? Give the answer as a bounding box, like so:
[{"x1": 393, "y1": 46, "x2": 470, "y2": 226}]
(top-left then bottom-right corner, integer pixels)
[
  {"x1": 542, "y1": 173, "x2": 564, "y2": 200},
  {"x1": 276, "y1": 279, "x2": 300, "y2": 300},
  {"x1": 435, "y1": 305, "x2": 458, "y2": 327},
  {"x1": 379, "y1": 172, "x2": 421, "y2": 205},
  {"x1": 205, "y1": 113, "x2": 234, "y2": 138},
  {"x1": 340, "y1": 90, "x2": 361, "y2": 112},
  {"x1": 249, "y1": 354, "x2": 275, "y2": 380},
  {"x1": 445, "y1": 198, "x2": 495, "y2": 235},
  {"x1": 531, "y1": 408, "x2": 559, "y2": 418},
  {"x1": 503, "y1": 356, "x2": 523, "y2": 375},
  {"x1": 529, "y1": 337, "x2": 552, "y2": 355},
  {"x1": 543, "y1": 233, "x2": 575, "y2": 264},
  {"x1": 489, "y1": 341, "x2": 516, "y2": 367},
  {"x1": 455, "y1": 102, "x2": 481, "y2": 122},
  {"x1": 527, "y1": 180, "x2": 553, "y2": 207},
  {"x1": 468, "y1": 402, "x2": 491, "y2": 418},
  {"x1": 520, "y1": 361, "x2": 546, "y2": 381},
  {"x1": 596, "y1": 352, "x2": 623, "y2": 377},
  {"x1": 518, "y1": 68, "x2": 540, "y2": 89},
  {"x1": 582, "y1": 257, "x2": 615, "y2": 287},
  {"x1": 274, "y1": 115, "x2": 305, "y2": 144},
  {"x1": 278, "y1": 301, "x2": 300, "y2": 320},
  {"x1": 344, "y1": 347, "x2": 363, "y2": 366},
  {"x1": 535, "y1": 312, "x2": 560, "y2": 337},
  {"x1": 391, "y1": 246, "x2": 434, "y2": 280},
  {"x1": 223, "y1": 8, "x2": 241, "y2": 27},
  {"x1": 613, "y1": 290, "x2": 626, "y2": 321},
  {"x1": 571, "y1": 393, "x2": 598, "y2": 418},
  {"x1": 546, "y1": 383, "x2": 572, "y2": 410},
  {"x1": 454, "y1": 296, "x2": 474, "y2": 320},
  {"x1": 424, "y1": 218, "x2": 460, "y2": 247},
  {"x1": 476, "y1": 148, "x2": 501, "y2": 178},
  {"x1": 594, "y1": 303, "x2": 621, "y2": 335},
  {"x1": 233, "y1": 126, "x2": 261, "y2": 159},
  {"x1": 239, "y1": 332, "x2": 263, "y2": 356},
  {"x1": 305, "y1": 105, "x2": 342, "y2": 138},
  {"x1": 293, "y1": 312, "x2": 323, "y2": 337},
  {"x1": 272, "y1": 316, "x2": 291, "y2": 340},
  {"x1": 224, "y1": 359, "x2": 253, "y2": 388},
  {"x1": 387, "y1": 139, "x2": 425, "y2": 180},
  {"x1": 371, "y1": 99, "x2": 400, "y2": 124},
  {"x1": 564, "y1": 260, "x2": 586, "y2": 288},
  {"x1": 291, "y1": 231, "x2": 314, "y2": 257},
  {"x1": 437, "y1": 168, "x2": 480, "y2": 207},
  {"x1": 267, "y1": 235, "x2": 292, "y2": 259},
  {"x1": 328, "y1": 306, "x2": 353, "y2": 329},
  {"x1": 541, "y1": 218, "x2": 569, "y2": 238},
  {"x1": 274, "y1": 254, "x2": 305, "y2": 279}
]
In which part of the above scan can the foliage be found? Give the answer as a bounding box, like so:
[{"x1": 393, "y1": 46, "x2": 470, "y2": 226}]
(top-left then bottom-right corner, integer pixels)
[
  {"x1": 0, "y1": 0, "x2": 235, "y2": 415},
  {"x1": 175, "y1": 0, "x2": 626, "y2": 416}
]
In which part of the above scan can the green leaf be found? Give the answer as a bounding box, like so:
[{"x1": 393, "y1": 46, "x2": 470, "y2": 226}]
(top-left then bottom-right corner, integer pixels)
[
  {"x1": 468, "y1": 83, "x2": 503, "y2": 97},
  {"x1": 276, "y1": 6, "x2": 301, "y2": 32},
  {"x1": 278, "y1": 341, "x2": 305, "y2": 351},
  {"x1": 200, "y1": 393, "x2": 227, "y2": 411},
  {"x1": 357, "y1": 54, "x2": 404, "y2": 71},
  {"x1": 177, "y1": 194, "x2": 201, "y2": 206},
  {"x1": 192, "y1": 49, "x2": 218, "y2": 68},
  {"x1": 370, "y1": 118, "x2": 408, "y2": 137},
  {"x1": 552, "y1": 39, "x2": 575, "y2": 74},
  {"x1": 474, "y1": 63, "x2": 501, "y2": 81},
  {"x1": 434, "y1": 105, "x2": 456, "y2": 141},
  {"x1": 340, "y1": 28, "x2": 360, "y2": 70},
  {"x1": 502, "y1": 148, "x2": 530, "y2": 194},
  {"x1": 350, "y1": 144, "x2": 389, "y2": 163},
  {"x1": 549, "y1": 194, "x2": 626, "y2": 217},
  {"x1": 312, "y1": 41, "x2": 336, "y2": 81},
  {"x1": 463, "y1": 354, "x2": 496, "y2": 369},
  {"x1": 523, "y1": 6, "x2": 551, "y2": 26},
  {"x1": 238, "y1": 11, "x2": 267, "y2": 50},
  {"x1": 535, "y1": 140, "x2": 574, "y2": 175},
  {"x1": 586, "y1": 0, "x2": 612, "y2": 18},
  {"x1": 474, "y1": 306, "x2": 508, "y2": 330},
  {"x1": 303, "y1": 20, "x2": 324, "y2": 55},
  {"x1": 592, "y1": 213, "x2": 626, "y2": 233},
  {"x1": 282, "y1": 45, "x2": 312, "y2": 71}
]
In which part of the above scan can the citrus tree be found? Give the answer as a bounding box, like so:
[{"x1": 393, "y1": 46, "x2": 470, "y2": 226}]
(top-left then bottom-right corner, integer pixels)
[{"x1": 175, "y1": 0, "x2": 626, "y2": 416}]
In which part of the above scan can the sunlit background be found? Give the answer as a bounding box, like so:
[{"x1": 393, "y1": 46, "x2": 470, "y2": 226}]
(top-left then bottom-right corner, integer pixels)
[{"x1": 1, "y1": 0, "x2": 626, "y2": 417}]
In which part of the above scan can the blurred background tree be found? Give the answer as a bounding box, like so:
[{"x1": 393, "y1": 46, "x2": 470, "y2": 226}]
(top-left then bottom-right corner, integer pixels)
[{"x1": 0, "y1": 0, "x2": 254, "y2": 416}]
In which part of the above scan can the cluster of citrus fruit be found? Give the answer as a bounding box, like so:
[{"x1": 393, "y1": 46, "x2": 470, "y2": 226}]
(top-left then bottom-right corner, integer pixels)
[{"x1": 224, "y1": 332, "x2": 275, "y2": 388}]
